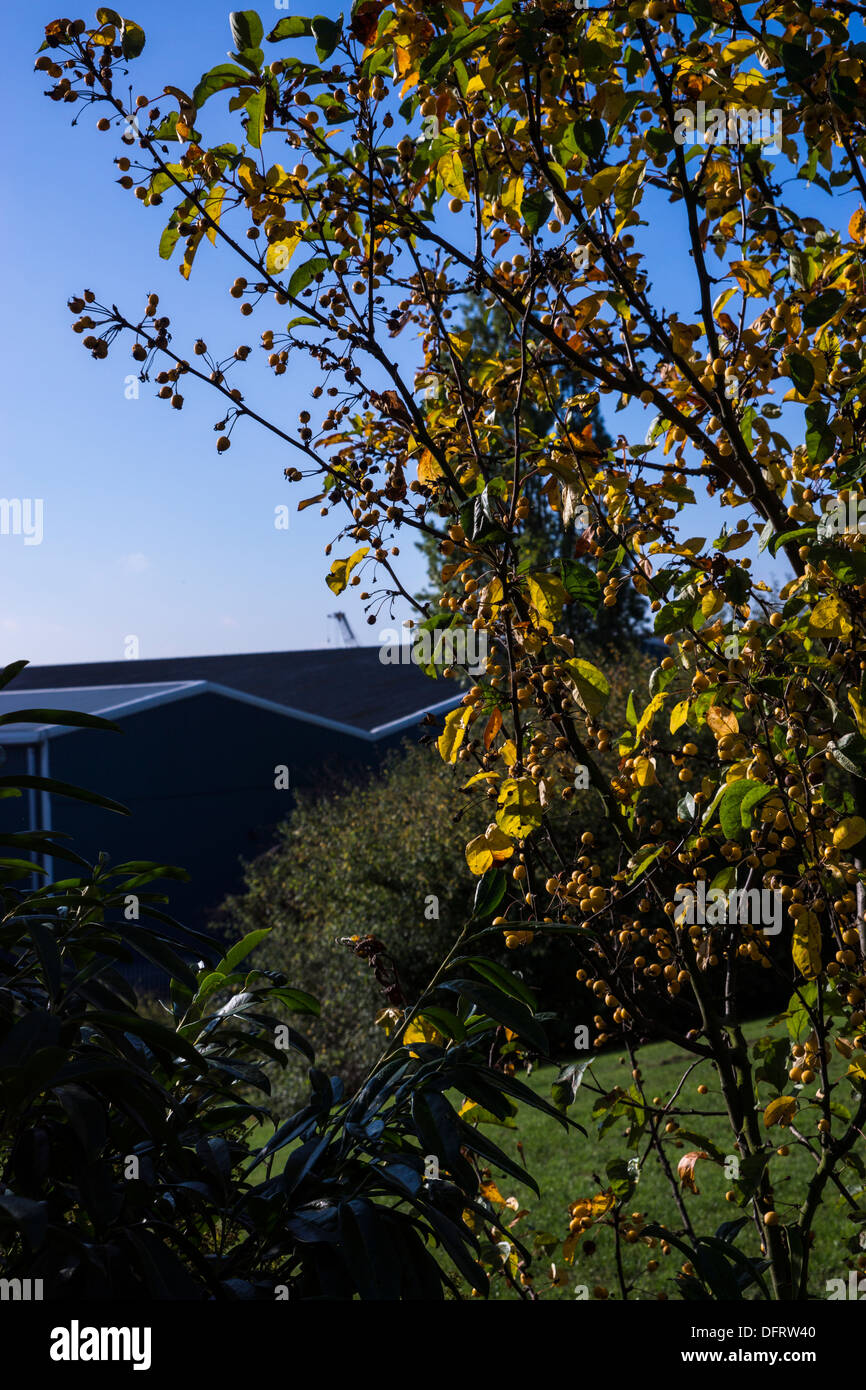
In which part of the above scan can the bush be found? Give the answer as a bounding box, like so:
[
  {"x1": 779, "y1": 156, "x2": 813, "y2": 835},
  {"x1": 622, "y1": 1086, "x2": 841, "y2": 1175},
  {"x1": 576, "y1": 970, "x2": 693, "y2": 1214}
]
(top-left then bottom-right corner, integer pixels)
[
  {"x1": 0, "y1": 664, "x2": 556, "y2": 1300},
  {"x1": 214, "y1": 741, "x2": 475, "y2": 1099}
]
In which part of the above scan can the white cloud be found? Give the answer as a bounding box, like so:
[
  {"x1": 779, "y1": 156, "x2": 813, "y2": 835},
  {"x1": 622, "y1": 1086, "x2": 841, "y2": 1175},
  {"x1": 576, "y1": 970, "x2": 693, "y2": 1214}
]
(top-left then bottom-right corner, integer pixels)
[{"x1": 123, "y1": 552, "x2": 150, "y2": 574}]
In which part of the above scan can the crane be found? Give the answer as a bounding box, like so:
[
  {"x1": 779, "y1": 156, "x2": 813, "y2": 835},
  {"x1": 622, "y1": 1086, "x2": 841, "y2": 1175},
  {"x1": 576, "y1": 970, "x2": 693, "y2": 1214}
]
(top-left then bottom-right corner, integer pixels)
[{"x1": 327, "y1": 611, "x2": 359, "y2": 648}]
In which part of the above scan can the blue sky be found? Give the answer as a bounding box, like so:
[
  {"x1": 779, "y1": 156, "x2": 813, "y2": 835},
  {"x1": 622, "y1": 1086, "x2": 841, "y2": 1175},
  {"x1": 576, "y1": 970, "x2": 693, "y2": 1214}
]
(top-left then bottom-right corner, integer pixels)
[{"x1": 2, "y1": 3, "x2": 847, "y2": 668}]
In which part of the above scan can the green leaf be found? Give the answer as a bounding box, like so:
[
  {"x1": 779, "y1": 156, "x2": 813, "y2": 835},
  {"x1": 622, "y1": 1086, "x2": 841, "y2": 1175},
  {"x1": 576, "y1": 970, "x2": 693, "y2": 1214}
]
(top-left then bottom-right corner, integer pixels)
[
  {"x1": 230, "y1": 10, "x2": 264, "y2": 51},
  {"x1": 462, "y1": 957, "x2": 537, "y2": 1011},
  {"x1": 788, "y1": 352, "x2": 814, "y2": 395},
  {"x1": 311, "y1": 14, "x2": 343, "y2": 61},
  {"x1": 573, "y1": 117, "x2": 605, "y2": 159},
  {"x1": 781, "y1": 41, "x2": 816, "y2": 84},
  {"x1": 267, "y1": 17, "x2": 313, "y2": 41},
  {"x1": 565, "y1": 658, "x2": 610, "y2": 716},
  {"x1": 522, "y1": 189, "x2": 552, "y2": 234},
  {"x1": 287, "y1": 255, "x2": 330, "y2": 298},
  {"x1": 441, "y1": 980, "x2": 547, "y2": 1053},
  {"x1": 192, "y1": 64, "x2": 251, "y2": 111},
  {"x1": 245, "y1": 87, "x2": 266, "y2": 149},
  {"x1": 829, "y1": 732, "x2": 866, "y2": 778},
  {"x1": 551, "y1": 1059, "x2": 591, "y2": 1111},
  {"x1": 471, "y1": 868, "x2": 506, "y2": 920},
  {"x1": 120, "y1": 19, "x2": 146, "y2": 59},
  {"x1": 627, "y1": 843, "x2": 664, "y2": 885},
  {"x1": 0, "y1": 660, "x2": 29, "y2": 691},
  {"x1": 0, "y1": 775, "x2": 128, "y2": 816},
  {"x1": 560, "y1": 559, "x2": 601, "y2": 612},
  {"x1": 221, "y1": 928, "x2": 270, "y2": 974},
  {"x1": 805, "y1": 401, "x2": 835, "y2": 467},
  {"x1": 770, "y1": 525, "x2": 815, "y2": 556},
  {"x1": 271, "y1": 987, "x2": 320, "y2": 1016},
  {"x1": 719, "y1": 779, "x2": 765, "y2": 840},
  {"x1": 802, "y1": 289, "x2": 844, "y2": 330}
]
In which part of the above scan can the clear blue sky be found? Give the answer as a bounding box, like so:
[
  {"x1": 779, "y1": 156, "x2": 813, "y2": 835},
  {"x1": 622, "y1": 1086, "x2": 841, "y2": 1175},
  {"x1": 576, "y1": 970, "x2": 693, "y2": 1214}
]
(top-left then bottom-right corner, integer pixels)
[
  {"x1": 3, "y1": 0, "x2": 385, "y2": 669},
  {"x1": 2, "y1": 4, "x2": 848, "y2": 668}
]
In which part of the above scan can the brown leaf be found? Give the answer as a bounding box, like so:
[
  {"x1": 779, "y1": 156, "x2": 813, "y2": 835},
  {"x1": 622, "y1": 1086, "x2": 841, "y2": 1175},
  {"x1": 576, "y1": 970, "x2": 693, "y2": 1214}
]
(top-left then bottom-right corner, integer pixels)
[
  {"x1": 677, "y1": 1150, "x2": 709, "y2": 1195},
  {"x1": 483, "y1": 707, "x2": 503, "y2": 750},
  {"x1": 350, "y1": 1, "x2": 386, "y2": 45}
]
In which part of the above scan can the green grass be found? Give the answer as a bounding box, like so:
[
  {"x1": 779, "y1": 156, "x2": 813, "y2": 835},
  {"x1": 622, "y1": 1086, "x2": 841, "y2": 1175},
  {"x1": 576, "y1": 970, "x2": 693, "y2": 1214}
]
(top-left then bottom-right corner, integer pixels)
[
  {"x1": 248, "y1": 1018, "x2": 866, "y2": 1301},
  {"x1": 484, "y1": 1023, "x2": 863, "y2": 1300}
]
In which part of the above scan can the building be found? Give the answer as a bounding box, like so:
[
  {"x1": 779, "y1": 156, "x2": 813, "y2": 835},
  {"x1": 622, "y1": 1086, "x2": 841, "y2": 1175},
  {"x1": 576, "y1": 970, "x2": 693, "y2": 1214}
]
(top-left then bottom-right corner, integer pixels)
[{"x1": 0, "y1": 649, "x2": 461, "y2": 945}]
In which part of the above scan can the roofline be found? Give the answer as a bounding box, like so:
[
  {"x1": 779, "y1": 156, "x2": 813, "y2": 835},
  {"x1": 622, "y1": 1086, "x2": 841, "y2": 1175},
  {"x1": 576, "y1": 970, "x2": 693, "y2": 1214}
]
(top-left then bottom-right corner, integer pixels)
[
  {"x1": 0, "y1": 679, "x2": 463, "y2": 743},
  {"x1": 0, "y1": 681, "x2": 207, "y2": 743}
]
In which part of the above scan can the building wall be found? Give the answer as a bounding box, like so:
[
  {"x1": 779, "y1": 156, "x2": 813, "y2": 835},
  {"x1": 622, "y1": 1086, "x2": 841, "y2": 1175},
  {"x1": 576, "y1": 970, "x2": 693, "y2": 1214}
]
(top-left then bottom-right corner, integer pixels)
[{"x1": 1, "y1": 693, "x2": 417, "y2": 940}]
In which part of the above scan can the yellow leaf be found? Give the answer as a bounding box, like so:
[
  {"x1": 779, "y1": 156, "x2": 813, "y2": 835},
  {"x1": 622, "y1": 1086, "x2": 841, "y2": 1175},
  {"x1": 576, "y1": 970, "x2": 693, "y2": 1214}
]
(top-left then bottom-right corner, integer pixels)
[
  {"x1": 437, "y1": 149, "x2": 470, "y2": 202},
  {"x1": 634, "y1": 756, "x2": 658, "y2": 788},
  {"x1": 237, "y1": 158, "x2": 264, "y2": 195},
  {"x1": 848, "y1": 691, "x2": 866, "y2": 737},
  {"x1": 847, "y1": 1057, "x2": 866, "y2": 1082},
  {"x1": 850, "y1": 207, "x2": 866, "y2": 244},
  {"x1": 403, "y1": 1015, "x2": 444, "y2": 1048},
  {"x1": 833, "y1": 816, "x2": 866, "y2": 849},
  {"x1": 479, "y1": 1178, "x2": 507, "y2": 1205},
  {"x1": 701, "y1": 589, "x2": 724, "y2": 618},
  {"x1": 203, "y1": 186, "x2": 225, "y2": 246},
  {"x1": 707, "y1": 706, "x2": 739, "y2": 738},
  {"x1": 437, "y1": 705, "x2": 471, "y2": 764},
  {"x1": 501, "y1": 175, "x2": 524, "y2": 214},
  {"x1": 325, "y1": 545, "x2": 369, "y2": 596},
  {"x1": 466, "y1": 823, "x2": 516, "y2": 873},
  {"x1": 465, "y1": 835, "x2": 494, "y2": 875},
  {"x1": 583, "y1": 165, "x2": 620, "y2": 213},
  {"x1": 479, "y1": 576, "x2": 503, "y2": 618},
  {"x1": 763, "y1": 1095, "x2": 798, "y2": 1128},
  {"x1": 792, "y1": 911, "x2": 822, "y2": 980},
  {"x1": 496, "y1": 778, "x2": 543, "y2": 838},
  {"x1": 570, "y1": 294, "x2": 603, "y2": 333},
  {"x1": 501, "y1": 739, "x2": 517, "y2": 768},
  {"x1": 562, "y1": 1232, "x2": 580, "y2": 1264},
  {"x1": 463, "y1": 770, "x2": 499, "y2": 788},
  {"x1": 527, "y1": 573, "x2": 570, "y2": 633},
  {"x1": 564, "y1": 658, "x2": 611, "y2": 716},
  {"x1": 417, "y1": 448, "x2": 443, "y2": 484},
  {"x1": 636, "y1": 692, "x2": 666, "y2": 737},
  {"x1": 730, "y1": 259, "x2": 771, "y2": 296},
  {"x1": 266, "y1": 234, "x2": 300, "y2": 275},
  {"x1": 713, "y1": 286, "x2": 737, "y2": 318},
  {"x1": 809, "y1": 596, "x2": 853, "y2": 640},
  {"x1": 374, "y1": 1007, "x2": 403, "y2": 1035},
  {"x1": 670, "y1": 699, "x2": 690, "y2": 735}
]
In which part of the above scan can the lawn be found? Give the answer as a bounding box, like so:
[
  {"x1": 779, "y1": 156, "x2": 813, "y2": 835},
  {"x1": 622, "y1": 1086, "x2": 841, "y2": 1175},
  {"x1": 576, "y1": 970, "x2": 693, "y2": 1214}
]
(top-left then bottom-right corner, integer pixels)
[{"x1": 249, "y1": 1016, "x2": 866, "y2": 1301}]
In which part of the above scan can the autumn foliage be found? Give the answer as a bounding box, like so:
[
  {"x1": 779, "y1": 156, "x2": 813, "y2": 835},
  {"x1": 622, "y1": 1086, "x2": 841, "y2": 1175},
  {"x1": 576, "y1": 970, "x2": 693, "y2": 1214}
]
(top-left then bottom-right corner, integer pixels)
[{"x1": 35, "y1": 0, "x2": 866, "y2": 1299}]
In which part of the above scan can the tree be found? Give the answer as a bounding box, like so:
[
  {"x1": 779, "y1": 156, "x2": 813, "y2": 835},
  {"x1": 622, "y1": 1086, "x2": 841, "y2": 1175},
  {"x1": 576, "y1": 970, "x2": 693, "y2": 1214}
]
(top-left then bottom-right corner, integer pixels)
[
  {"x1": 416, "y1": 299, "x2": 649, "y2": 646},
  {"x1": 36, "y1": 1, "x2": 866, "y2": 1300}
]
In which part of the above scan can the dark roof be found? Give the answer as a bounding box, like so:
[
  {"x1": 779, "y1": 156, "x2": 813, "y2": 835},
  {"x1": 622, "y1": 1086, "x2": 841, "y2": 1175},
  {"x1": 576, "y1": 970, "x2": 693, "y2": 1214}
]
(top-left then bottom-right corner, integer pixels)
[{"x1": 8, "y1": 649, "x2": 460, "y2": 736}]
